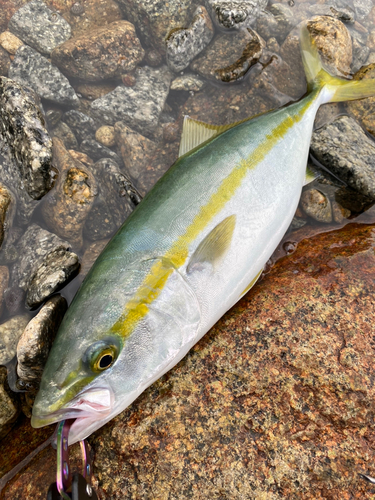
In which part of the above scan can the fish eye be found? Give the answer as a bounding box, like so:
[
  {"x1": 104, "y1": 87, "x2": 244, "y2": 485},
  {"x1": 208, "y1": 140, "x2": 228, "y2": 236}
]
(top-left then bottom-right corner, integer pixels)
[{"x1": 83, "y1": 337, "x2": 121, "y2": 373}]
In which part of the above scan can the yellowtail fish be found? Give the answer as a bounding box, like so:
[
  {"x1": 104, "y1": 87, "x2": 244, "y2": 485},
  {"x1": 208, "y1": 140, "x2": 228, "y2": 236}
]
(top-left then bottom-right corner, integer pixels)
[{"x1": 31, "y1": 27, "x2": 375, "y2": 444}]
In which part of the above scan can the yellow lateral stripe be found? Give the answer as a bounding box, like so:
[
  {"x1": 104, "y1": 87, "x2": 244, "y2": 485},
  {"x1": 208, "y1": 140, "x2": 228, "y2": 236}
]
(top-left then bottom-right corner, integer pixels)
[{"x1": 112, "y1": 95, "x2": 316, "y2": 339}]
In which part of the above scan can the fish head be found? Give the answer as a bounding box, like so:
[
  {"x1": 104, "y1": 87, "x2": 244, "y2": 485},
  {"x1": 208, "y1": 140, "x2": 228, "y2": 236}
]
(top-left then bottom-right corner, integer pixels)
[{"x1": 31, "y1": 257, "x2": 201, "y2": 444}]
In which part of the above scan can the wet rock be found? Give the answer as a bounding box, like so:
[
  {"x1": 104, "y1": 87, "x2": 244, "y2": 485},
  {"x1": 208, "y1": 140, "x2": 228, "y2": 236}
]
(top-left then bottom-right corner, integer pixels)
[
  {"x1": 26, "y1": 247, "x2": 79, "y2": 309},
  {"x1": 117, "y1": 0, "x2": 194, "y2": 53},
  {"x1": 91, "y1": 66, "x2": 172, "y2": 134},
  {"x1": 8, "y1": 0, "x2": 71, "y2": 56},
  {"x1": 205, "y1": 0, "x2": 268, "y2": 29},
  {"x1": 80, "y1": 223, "x2": 375, "y2": 499},
  {"x1": 0, "y1": 366, "x2": 20, "y2": 441},
  {"x1": 346, "y1": 64, "x2": 375, "y2": 136},
  {"x1": 335, "y1": 186, "x2": 373, "y2": 214},
  {"x1": 51, "y1": 121, "x2": 78, "y2": 150},
  {"x1": 62, "y1": 0, "x2": 122, "y2": 37},
  {"x1": 11, "y1": 224, "x2": 71, "y2": 293},
  {"x1": 311, "y1": 116, "x2": 375, "y2": 200},
  {"x1": 279, "y1": 33, "x2": 307, "y2": 99},
  {"x1": 68, "y1": 149, "x2": 94, "y2": 167},
  {"x1": 45, "y1": 108, "x2": 62, "y2": 129},
  {"x1": 307, "y1": 2, "x2": 356, "y2": 24},
  {"x1": 4, "y1": 286, "x2": 25, "y2": 316},
  {"x1": 0, "y1": 31, "x2": 23, "y2": 55},
  {"x1": 170, "y1": 74, "x2": 206, "y2": 92},
  {"x1": 79, "y1": 138, "x2": 122, "y2": 166},
  {"x1": 0, "y1": 46, "x2": 10, "y2": 77},
  {"x1": 0, "y1": 266, "x2": 9, "y2": 317},
  {"x1": 17, "y1": 295, "x2": 67, "y2": 382},
  {"x1": 300, "y1": 188, "x2": 332, "y2": 223},
  {"x1": 0, "y1": 184, "x2": 12, "y2": 249},
  {"x1": 51, "y1": 21, "x2": 144, "y2": 82},
  {"x1": 84, "y1": 158, "x2": 136, "y2": 241},
  {"x1": 0, "y1": 77, "x2": 53, "y2": 200},
  {"x1": 74, "y1": 81, "x2": 117, "y2": 101},
  {"x1": 95, "y1": 125, "x2": 115, "y2": 147},
  {"x1": 114, "y1": 122, "x2": 158, "y2": 183},
  {"x1": 166, "y1": 6, "x2": 214, "y2": 73},
  {"x1": 190, "y1": 28, "x2": 263, "y2": 83},
  {"x1": 331, "y1": 200, "x2": 351, "y2": 223},
  {"x1": 351, "y1": 37, "x2": 369, "y2": 73},
  {"x1": 353, "y1": 0, "x2": 373, "y2": 20},
  {"x1": 63, "y1": 110, "x2": 96, "y2": 143},
  {"x1": 80, "y1": 239, "x2": 108, "y2": 278},
  {"x1": 306, "y1": 16, "x2": 352, "y2": 77},
  {"x1": 0, "y1": 315, "x2": 30, "y2": 365},
  {"x1": 41, "y1": 138, "x2": 97, "y2": 249},
  {"x1": 9, "y1": 45, "x2": 79, "y2": 107},
  {"x1": 256, "y1": 4, "x2": 296, "y2": 43},
  {"x1": 144, "y1": 49, "x2": 163, "y2": 67}
]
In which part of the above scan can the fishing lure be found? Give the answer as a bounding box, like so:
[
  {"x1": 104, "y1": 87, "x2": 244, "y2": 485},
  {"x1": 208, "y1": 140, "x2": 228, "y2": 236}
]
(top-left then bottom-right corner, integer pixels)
[{"x1": 31, "y1": 27, "x2": 375, "y2": 444}]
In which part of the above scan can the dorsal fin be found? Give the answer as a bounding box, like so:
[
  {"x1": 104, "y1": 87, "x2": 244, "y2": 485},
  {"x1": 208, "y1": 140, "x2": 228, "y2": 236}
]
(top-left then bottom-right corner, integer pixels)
[
  {"x1": 187, "y1": 215, "x2": 236, "y2": 274},
  {"x1": 179, "y1": 116, "x2": 241, "y2": 157}
]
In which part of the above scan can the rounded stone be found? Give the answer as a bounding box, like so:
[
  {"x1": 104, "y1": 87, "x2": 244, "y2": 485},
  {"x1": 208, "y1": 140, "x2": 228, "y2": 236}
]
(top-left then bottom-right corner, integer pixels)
[
  {"x1": 300, "y1": 189, "x2": 332, "y2": 223},
  {"x1": 0, "y1": 31, "x2": 23, "y2": 54},
  {"x1": 95, "y1": 126, "x2": 116, "y2": 147}
]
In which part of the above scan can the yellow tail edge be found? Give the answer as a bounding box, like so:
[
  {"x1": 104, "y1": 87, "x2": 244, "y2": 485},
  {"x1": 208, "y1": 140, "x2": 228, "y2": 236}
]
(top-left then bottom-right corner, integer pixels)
[{"x1": 300, "y1": 24, "x2": 375, "y2": 104}]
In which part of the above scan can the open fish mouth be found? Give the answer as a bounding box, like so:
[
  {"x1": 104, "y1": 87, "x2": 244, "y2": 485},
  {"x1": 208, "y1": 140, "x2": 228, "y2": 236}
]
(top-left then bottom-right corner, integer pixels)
[{"x1": 31, "y1": 387, "x2": 114, "y2": 436}]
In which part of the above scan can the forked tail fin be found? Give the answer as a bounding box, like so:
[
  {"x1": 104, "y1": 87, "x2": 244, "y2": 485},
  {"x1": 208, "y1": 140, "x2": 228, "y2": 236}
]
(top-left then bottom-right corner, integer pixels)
[{"x1": 300, "y1": 25, "x2": 375, "y2": 104}]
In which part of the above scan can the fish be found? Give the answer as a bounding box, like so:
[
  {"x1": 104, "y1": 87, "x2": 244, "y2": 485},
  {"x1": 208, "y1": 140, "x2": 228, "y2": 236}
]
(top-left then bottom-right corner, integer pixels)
[{"x1": 31, "y1": 26, "x2": 375, "y2": 444}]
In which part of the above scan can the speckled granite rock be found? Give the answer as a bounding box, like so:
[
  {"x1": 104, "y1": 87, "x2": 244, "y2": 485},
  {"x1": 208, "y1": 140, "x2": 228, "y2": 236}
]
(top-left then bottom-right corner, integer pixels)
[
  {"x1": 51, "y1": 121, "x2": 78, "y2": 150},
  {"x1": 0, "y1": 77, "x2": 53, "y2": 200},
  {"x1": 26, "y1": 246, "x2": 79, "y2": 309},
  {"x1": 63, "y1": 110, "x2": 96, "y2": 143},
  {"x1": 83, "y1": 158, "x2": 137, "y2": 241},
  {"x1": 11, "y1": 224, "x2": 71, "y2": 293},
  {"x1": 166, "y1": 6, "x2": 214, "y2": 73},
  {"x1": 0, "y1": 266, "x2": 9, "y2": 317},
  {"x1": 0, "y1": 366, "x2": 20, "y2": 441},
  {"x1": 205, "y1": 0, "x2": 268, "y2": 29},
  {"x1": 306, "y1": 16, "x2": 352, "y2": 77},
  {"x1": 116, "y1": 0, "x2": 195, "y2": 52},
  {"x1": 8, "y1": 0, "x2": 71, "y2": 56},
  {"x1": 0, "y1": 314, "x2": 30, "y2": 365},
  {"x1": 0, "y1": 184, "x2": 12, "y2": 248},
  {"x1": 91, "y1": 66, "x2": 172, "y2": 134},
  {"x1": 17, "y1": 295, "x2": 67, "y2": 382},
  {"x1": 41, "y1": 138, "x2": 97, "y2": 249},
  {"x1": 79, "y1": 138, "x2": 122, "y2": 166},
  {"x1": 0, "y1": 45, "x2": 10, "y2": 76},
  {"x1": 9, "y1": 45, "x2": 79, "y2": 107},
  {"x1": 114, "y1": 122, "x2": 158, "y2": 184},
  {"x1": 311, "y1": 116, "x2": 375, "y2": 200},
  {"x1": 353, "y1": 0, "x2": 373, "y2": 20},
  {"x1": 346, "y1": 64, "x2": 375, "y2": 136},
  {"x1": 190, "y1": 28, "x2": 263, "y2": 83},
  {"x1": 170, "y1": 74, "x2": 206, "y2": 92},
  {"x1": 51, "y1": 21, "x2": 144, "y2": 82}
]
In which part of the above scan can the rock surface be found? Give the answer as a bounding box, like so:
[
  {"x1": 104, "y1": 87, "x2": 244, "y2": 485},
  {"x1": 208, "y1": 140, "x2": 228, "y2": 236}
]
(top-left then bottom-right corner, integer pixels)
[
  {"x1": 300, "y1": 188, "x2": 332, "y2": 223},
  {"x1": 8, "y1": 0, "x2": 71, "y2": 56},
  {"x1": 79, "y1": 138, "x2": 122, "y2": 166},
  {"x1": 51, "y1": 121, "x2": 78, "y2": 150},
  {"x1": 0, "y1": 77, "x2": 53, "y2": 200},
  {"x1": 0, "y1": 31, "x2": 23, "y2": 55},
  {"x1": 205, "y1": 0, "x2": 268, "y2": 29},
  {"x1": 91, "y1": 66, "x2": 172, "y2": 134},
  {"x1": 0, "y1": 45, "x2": 10, "y2": 77},
  {"x1": 0, "y1": 184, "x2": 12, "y2": 248},
  {"x1": 17, "y1": 295, "x2": 67, "y2": 382},
  {"x1": 41, "y1": 138, "x2": 97, "y2": 249},
  {"x1": 0, "y1": 314, "x2": 30, "y2": 365},
  {"x1": 346, "y1": 64, "x2": 375, "y2": 136},
  {"x1": 5, "y1": 223, "x2": 375, "y2": 498},
  {"x1": 0, "y1": 266, "x2": 9, "y2": 317},
  {"x1": 0, "y1": 366, "x2": 20, "y2": 441},
  {"x1": 166, "y1": 6, "x2": 214, "y2": 73},
  {"x1": 9, "y1": 45, "x2": 79, "y2": 107},
  {"x1": 95, "y1": 125, "x2": 116, "y2": 147},
  {"x1": 311, "y1": 115, "x2": 375, "y2": 200},
  {"x1": 51, "y1": 21, "x2": 144, "y2": 82},
  {"x1": 26, "y1": 246, "x2": 79, "y2": 309}
]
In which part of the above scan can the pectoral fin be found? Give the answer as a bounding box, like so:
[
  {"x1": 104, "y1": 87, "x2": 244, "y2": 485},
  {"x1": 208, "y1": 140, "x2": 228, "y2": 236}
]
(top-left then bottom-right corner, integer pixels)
[{"x1": 187, "y1": 215, "x2": 236, "y2": 273}]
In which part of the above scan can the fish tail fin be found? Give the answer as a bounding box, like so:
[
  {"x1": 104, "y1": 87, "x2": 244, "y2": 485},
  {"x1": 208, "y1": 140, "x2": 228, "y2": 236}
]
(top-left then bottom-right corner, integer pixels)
[{"x1": 300, "y1": 25, "x2": 375, "y2": 104}]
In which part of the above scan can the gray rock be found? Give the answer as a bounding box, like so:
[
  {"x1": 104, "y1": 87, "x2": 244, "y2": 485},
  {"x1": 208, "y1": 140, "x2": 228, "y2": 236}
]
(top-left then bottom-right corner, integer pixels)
[
  {"x1": 311, "y1": 116, "x2": 375, "y2": 201},
  {"x1": 0, "y1": 184, "x2": 12, "y2": 249},
  {"x1": 166, "y1": 6, "x2": 214, "y2": 73},
  {"x1": 353, "y1": 0, "x2": 373, "y2": 20},
  {"x1": 170, "y1": 74, "x2": 206, "y2": 91},
  {"x1": 51, "y1": 121, "x2": 78, "y2": 150},
  {"x1": 8, "y1": 0, "x2": 71, "y2": 56},
  {"x1": 45, "y1": 108, "x2": 62, "y2": 129},
  {"x1": 0, "y1": 45, "x2": 10, "y2": 77},
  {"x1": 0, "y1": 366, "x2": 20, "y2": 440},
  {"x1": 91, "y1": 66, "x2": 172, "y2": 134},
  {"x1": 0, "y1": 266, "x2": 9, "y2": 317},
  {"x1": 80, "y1": 138, "x2": 122, "y2": 166},
  {"x1": 256, "y1": 4, "x2": 296, "y2": 43},
  {"x1": 307, "y1": 2, "x2": 356, "y2": 24},
  {"x1": 4, "y1": 286, "x2": 25, "y2": 315},
  {"x1": 17, "y1": 295, "x2": 67, "y2": 382},
  {"x1": 9, "y1": 45, "x2": 79, "y2": 107},
  {"x1": 351, "y1": 38, "x2": 369, "y2": 73},
  {"x1": 0, "y1": 77, "x2": 53, "y2": 200},
  {"x1": 63, "y1": 110, "x2": 96, "y2": 143},
  {"x1": 0, "y1": 314, "x2": 30, "y2": 365},
  {"x1": 300, "y1": 189, "x2": 332, "y2": 223},
  {"x1": 84, "y1": 158, "x2": 138, "y2": 241},
  {"x1": 11, "y1": 224, "x2": 71, "y2": 292},
  {"x1": 205, "y1": 0, "x2": 268, "y2": 29},
  {"x1": 26, "y1": 246, "x2": 79, "y2": 309}
]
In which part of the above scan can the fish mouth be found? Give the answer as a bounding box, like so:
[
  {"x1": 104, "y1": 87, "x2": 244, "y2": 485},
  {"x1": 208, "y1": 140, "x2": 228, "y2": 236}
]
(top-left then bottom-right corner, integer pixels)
[{"x1": 31, "y1": 386, "x2": 114, "y2": 442}]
